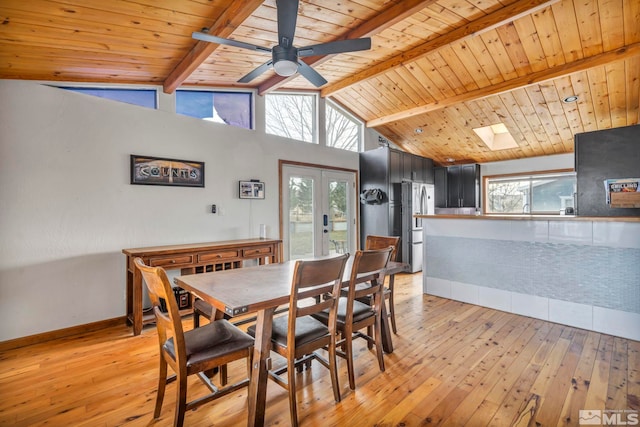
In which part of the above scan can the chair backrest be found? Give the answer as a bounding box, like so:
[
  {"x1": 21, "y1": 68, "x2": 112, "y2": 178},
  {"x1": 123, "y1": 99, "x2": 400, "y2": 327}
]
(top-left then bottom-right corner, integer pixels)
[
  {"x1": 365, "y1": 235, "x2": 400, "y2": 261},
  {"x1": 345, "y1": 248, "x2": 393, "y2": 320},
  {"x1": 287, "y1": 254, "x2": 350, "y2": 345},
  {"x1": 134, "y1": 258, "x2": 186, "y2": 363}
]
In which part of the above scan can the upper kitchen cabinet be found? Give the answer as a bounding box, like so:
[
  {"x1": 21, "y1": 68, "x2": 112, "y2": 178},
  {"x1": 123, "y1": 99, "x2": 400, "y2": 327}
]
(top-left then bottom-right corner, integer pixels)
[
  {"x1": 359, "y1": 147, "x2": 434, "y2": 245},
  {"x1": 412, "y1": 155, "x2": 434, "y2": 184},
  {"x1": 401, "y1": 152, "x2": 434, "y2": 183},
  {"x1": 360, "y1": 147, "x2": 434, "y2": 201},
  {"x1": 435, "y1": 164, "x2": 480, "y2": 209}
]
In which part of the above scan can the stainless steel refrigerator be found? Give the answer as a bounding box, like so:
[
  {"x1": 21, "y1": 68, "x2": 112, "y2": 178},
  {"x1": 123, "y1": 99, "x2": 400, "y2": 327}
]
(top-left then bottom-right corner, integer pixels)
[{"x1": 401, "y1": 182, "x2": 434, "y2": 273}]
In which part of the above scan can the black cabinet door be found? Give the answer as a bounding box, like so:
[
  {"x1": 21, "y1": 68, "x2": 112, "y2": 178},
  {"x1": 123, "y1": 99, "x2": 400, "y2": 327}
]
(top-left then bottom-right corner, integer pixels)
[
  {"x1": 434, "y1": 167, "x2": 447, "y2": 208},
  {"x1": 447, "y1": 166, "x2": 462, "y2": 207},
  {"x1": 402, "y1": 152, "x2": 413, "y2": 181},
  {"x1": 460, "y1": 164, "x2": 479, "y2": 207},
  {"x1": 389, "y1": 202, "x2": 402, "y2": 238},
  {"x1": 411, "y1": 155, "x2": 425, "y2": 182},
  {"x1": 389, "y1": 150, "x2": 402, "y2": 202},
  {"x1": 423, "y1": 158, "x2": 434, "y2": 184}
]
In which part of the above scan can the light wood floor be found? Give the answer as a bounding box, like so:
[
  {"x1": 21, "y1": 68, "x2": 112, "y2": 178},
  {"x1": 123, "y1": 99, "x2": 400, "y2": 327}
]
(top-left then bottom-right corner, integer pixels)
[{"x1": 1, "y1": 273, "x2": 638, "y2": 426}]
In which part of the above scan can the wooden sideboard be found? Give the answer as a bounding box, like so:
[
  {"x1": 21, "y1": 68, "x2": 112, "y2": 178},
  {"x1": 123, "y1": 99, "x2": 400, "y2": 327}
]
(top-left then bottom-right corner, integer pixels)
[{"x1": 122, "y1": 238, "x2": 282, "y2": 335}]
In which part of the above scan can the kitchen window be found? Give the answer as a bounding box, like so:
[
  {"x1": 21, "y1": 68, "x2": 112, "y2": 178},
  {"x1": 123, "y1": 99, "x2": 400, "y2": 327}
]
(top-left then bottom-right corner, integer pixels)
[{"x1": 484, "y1": 171, "x2": 576, "y2": 214}]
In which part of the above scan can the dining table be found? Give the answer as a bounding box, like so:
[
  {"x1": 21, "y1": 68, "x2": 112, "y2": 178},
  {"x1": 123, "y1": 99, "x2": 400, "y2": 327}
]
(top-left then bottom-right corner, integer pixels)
[{"x1": 174, "y1": 257, "x2": 408, "y2": 427}]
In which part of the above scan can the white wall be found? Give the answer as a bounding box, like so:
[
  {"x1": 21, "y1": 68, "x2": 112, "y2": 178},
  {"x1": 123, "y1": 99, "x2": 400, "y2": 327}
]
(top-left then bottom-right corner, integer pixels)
[
  {"x1": 481, "y1": 153, "x2": 574, "y2": 176},
  {"x1": 0, "y1": 80, "x2": 359, "y2": 341}
]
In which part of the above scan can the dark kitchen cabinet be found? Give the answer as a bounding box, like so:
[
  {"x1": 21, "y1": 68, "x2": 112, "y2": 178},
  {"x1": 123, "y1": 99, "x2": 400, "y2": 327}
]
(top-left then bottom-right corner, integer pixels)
[
  {"x1": 575, "y1": 124, "x2": 640, "y2": 216},
  {"x1": 434, "y1": 167, "x2": 448, "y2": 208},
  {"x1": 389, "y1": 149, "x2": 402, "y2": 202},
  {"x1": 435, "y1": 164, "x2": 480, "y2": 208},
  {"x1": 359, "y1": 147, "x2": 434, "y2": 248}
]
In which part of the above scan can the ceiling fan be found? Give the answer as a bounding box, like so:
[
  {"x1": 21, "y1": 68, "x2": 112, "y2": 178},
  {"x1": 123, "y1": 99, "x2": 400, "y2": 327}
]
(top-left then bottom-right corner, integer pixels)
[{"x1": 192, "y1": 0, "x2": 371, "y2": 87}]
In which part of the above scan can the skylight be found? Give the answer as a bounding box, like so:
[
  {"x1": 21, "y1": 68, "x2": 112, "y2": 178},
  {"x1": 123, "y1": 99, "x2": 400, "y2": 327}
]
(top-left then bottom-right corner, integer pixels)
[{"x1": 473, "y1": 123, "x2": 518, "y2": 151}]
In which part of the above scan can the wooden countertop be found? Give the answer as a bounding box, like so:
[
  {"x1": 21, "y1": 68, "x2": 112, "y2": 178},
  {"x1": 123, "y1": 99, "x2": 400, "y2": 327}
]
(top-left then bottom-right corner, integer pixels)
[
  {"x1": 122, "y1": 238, "x2": 282, "y2": 256},
  {"x1": 415, "y1": 214, "x2": 640, "y2": 222}
]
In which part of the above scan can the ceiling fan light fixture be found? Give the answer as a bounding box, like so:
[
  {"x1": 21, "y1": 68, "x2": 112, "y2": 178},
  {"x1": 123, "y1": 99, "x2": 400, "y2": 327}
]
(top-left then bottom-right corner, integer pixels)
[
  {"x1": 193, "y1": 1, "x2": 371, "y2": 86},
  {"x1": 273, "y1": 59, "x2": 298, "y2": 76}
]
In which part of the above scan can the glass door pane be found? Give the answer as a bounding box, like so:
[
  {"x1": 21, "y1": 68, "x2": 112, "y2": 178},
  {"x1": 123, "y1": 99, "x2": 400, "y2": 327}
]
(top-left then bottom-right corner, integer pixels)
[
  {"x1": 324, "y1": 176, "x2": 351, "y2": 257},
  {"x1": 288, "y1": 175, "x2": 316, "y2": 260}
]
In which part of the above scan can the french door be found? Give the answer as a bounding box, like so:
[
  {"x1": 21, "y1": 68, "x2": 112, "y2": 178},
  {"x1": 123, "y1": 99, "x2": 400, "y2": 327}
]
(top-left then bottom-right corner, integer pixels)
[{"x1": 281, "y1": 164, "x2": 357, "y2": 261}]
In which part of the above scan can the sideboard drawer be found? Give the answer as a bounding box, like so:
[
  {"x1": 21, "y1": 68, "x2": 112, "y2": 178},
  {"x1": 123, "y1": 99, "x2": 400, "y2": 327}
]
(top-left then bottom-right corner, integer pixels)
[
  {"x1": 243, "y1": 246, "x2": 273, "y2": 257},
  {"x1": 149, "y1": 255, "x2": 193, "y2": 268},
  {"x1": 198, "y1": 250, "x2": 240, "y2": 262}
]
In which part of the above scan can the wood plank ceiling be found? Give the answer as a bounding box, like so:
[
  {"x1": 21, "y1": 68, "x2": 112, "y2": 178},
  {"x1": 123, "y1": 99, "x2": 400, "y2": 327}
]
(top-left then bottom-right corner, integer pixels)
[{"x1": 1, "y1": 0, "x2": 638, "y2": 166}]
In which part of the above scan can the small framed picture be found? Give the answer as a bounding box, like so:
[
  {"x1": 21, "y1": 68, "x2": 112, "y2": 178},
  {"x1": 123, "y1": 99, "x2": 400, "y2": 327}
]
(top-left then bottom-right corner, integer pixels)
[{"x1": 239, "y1": 181, "x2": 265, "y2": 199}]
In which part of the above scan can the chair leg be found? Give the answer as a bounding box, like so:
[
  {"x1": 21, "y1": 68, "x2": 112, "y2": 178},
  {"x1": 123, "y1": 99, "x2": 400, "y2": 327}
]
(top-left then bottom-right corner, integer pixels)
[
  {"x1": 174, "y1": 372, "x2": 188, "y2": 427},
  {"x1": 219, "y1": 364, "x2": 228, "y2": 386},
  {"x1": 374, "y1": 318, "x2": 385, "y2": 373},
  {"x1": 287, "y1": 358, "x2": 299, "y2": 427},
  {"x1": 388, "y1": 277, "x2": 397, "y2": 334},
  {"x1": 388, "y1": 297, "x2": 397, "y2": 334},
  {"x1": 344, "y1": 331, "x2": 356, "y2": 390},
  {"x1": 328, "y1": 338, "x2": 341, "y2": 402},
  {"x1": 193, "y1": 312, "x2": 201, "y2": 328},
  {"x1": 154, "y1": 358, "x2": 168, "y2": 418},
  {"x1": 246, "y1": 351, "x2": 253, "y2": 378}
]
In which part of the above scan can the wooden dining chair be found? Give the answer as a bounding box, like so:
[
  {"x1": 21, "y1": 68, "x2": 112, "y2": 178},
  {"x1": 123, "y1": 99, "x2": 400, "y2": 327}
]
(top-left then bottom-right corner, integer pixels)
[
  {"x1": 248, "y1": 253, "x2": 349, "y2": 427},
  {"x1": 314, "y1": 247, "x2": 393, "y2": 390},
  {"x1": 134, "y1": 258, "x2": 254, "y2": 427},
  {"x1": 365, "y1": 235, "x2": 401, "y2": 333},
  {"x1": 192, "y1": 297, "x2": 214, "y2": 327}
]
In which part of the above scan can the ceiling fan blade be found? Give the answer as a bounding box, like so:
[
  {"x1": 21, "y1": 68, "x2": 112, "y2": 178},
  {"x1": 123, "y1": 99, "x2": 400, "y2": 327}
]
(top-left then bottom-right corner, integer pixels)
[
  {"x1": 296, "y1": 61, "x2": 328, "y2": 87},
  {"x1": 276, "y1": 0, "x2": 299, "y2": 48},
  {"x1": 192, "y1": 32, "x2": 271, "y2": 53},
  {"x1": 298, "y1": 38, "x2": 372, "y2": 57},
  {"x1": 238, "y1": 60, "x2": 274, "y2": 83}
]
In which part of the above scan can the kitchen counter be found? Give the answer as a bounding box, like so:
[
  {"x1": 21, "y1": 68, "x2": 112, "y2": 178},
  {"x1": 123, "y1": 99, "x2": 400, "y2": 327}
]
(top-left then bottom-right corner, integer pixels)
[
  {"x1": 419, "y1": 215, "x2": 640, "y2": 341},
  {"x1": 416, "y1": 214, "x2": 640, "y2": 222}
]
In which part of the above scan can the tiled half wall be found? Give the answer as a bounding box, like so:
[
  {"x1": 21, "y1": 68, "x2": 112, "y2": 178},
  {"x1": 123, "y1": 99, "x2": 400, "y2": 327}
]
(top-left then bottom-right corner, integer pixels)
[{"x1": 422, "y1": 218, "x2": 640, "y2": 341}]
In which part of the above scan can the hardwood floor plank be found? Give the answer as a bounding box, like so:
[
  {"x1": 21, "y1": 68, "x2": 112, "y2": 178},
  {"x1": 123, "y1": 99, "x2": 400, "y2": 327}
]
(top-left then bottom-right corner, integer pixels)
[
  {"x1": 607, "y1": 338, "x2": 629, "y2": 410},
  {"x1": 0, "y1": 272, "x2": 638, "y2": 426},
  {"x1": 533, "y1": 328, "x2": 589, "y2": 425},
  {"x1": 584, "y1": 335, "x2": 615, "y2": 411},
  {"x1": 629, "y1": 340, "x2": 640, "y2": 410},
  {"x1": 557, "y1": 330, "x2": 602, "y2": 426}
]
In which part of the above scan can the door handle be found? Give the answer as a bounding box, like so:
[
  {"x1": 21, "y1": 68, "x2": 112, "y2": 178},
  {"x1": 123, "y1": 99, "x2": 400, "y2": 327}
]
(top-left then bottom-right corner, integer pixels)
[{"x1": 323, "y1": 214, "x2": 328, "y2": 226}]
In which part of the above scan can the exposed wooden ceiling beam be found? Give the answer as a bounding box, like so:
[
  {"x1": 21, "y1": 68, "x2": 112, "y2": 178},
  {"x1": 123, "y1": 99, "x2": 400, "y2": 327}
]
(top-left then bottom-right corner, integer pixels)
[
  {"x1": 256, "y1": 0, "x2": 439, "y2": 95},
  {"x1": 321, "y1": 0, "x2": 561, "y2": 98},
  {"x1": 162, "y1": 0, "x2": 264, "y2": 94},
  {"x1": 367, "y1": 42, "x2": 640, "y2": 127}
]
